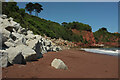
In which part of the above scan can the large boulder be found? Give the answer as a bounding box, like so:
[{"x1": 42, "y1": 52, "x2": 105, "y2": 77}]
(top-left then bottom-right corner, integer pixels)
[
  {"x1": 0, "y1": 50, "x2": 8, "y2": 67},
  {"x1": 14, "y1": 37, "x2": 26, "y2": 45},
  {"x1": 0, "y1": 15, "x2": 7, "y2": 19},
  {"x1": 25, "y1": 34, "x2": 36, "y2": 40},
  {"x1": 11, "y1": 32, "x2": 24, "y2": 41},
  {"x1": 51, "y1": 58, "x2": 68, "y2": 70},
  {"x1": 26, "y1": 39, "x2": 43, "y2": 58},
  {"x1": 4, "y1": 41, "x2": 15, "y2": 48},
  {"x1": 6, "y1": 44, "x2": 39, "y2": 63},
  {"x1": 17, "y1": 45, "x2": 39, "y2": 61},
  {"x1": 0, "y1": 28, "x2": 11, "y2": 44},
  {"x1": 6, "y1": 47, "x2": 26, "y2": 64}
]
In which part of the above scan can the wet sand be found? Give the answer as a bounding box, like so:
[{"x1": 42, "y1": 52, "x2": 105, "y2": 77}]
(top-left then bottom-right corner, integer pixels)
[{"x1": 2, "y1": 49, "x2": 118, "y2": 78}]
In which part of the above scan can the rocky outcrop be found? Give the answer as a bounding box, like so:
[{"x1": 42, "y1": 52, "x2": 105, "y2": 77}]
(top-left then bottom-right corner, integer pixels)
[
  {"x1": 51, "y1": 58, "x2": 68, "y2": 70},
  {"x1": 0, "y1": 15, "x2": 62, "y2": 67}
]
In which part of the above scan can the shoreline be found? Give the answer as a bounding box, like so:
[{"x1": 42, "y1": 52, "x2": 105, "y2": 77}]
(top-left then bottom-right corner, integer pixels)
[{"x1": 2, "y1": 49, "x2": 118, "y2": 78}]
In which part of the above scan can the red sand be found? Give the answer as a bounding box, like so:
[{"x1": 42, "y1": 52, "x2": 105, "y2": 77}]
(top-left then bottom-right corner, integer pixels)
[{"x1": 2, "y1": 49, "x2": 118, "y2": 78}]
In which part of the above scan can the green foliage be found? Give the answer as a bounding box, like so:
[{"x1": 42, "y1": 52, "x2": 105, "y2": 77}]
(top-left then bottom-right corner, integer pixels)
[
  {"x1": 25, "y1": 2, "x2": 34, "y2": 15},
  {"x1": 62, "y1": 21, "x2": 92, "y2": 31},
  {"x1": 93, "y1": 27, "x2": 119, "y2": 42}
]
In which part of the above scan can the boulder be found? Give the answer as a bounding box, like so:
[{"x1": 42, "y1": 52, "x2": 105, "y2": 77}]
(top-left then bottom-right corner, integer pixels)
[
  {"x1": 51, "y1": 58, "x2": 68, "y2": 70},
  {"x1": 17, "y1": 45, "x2": 39, "y2": 61},
  {"x1": 11, "y1": 32, "x2": 24, "y2": 41},
  {"x1": 0, "y1": 50, "x2": 8, "y2": 67},
  {"x1": 14, "y1": 37, "x2": 26, "y2": 45},
  {"x1": 6, "y1": 44, "x2": 38, "y2": 62},
  {"x1": 0, "y1": 18, "x2": 3, "y2": 24},
  {"x1": 41, "y1": 46, "x2": 47, "y2": 54},
  {"x1": 26, "y1": 39, "x2": 43, "y2": 58},
  {"x1": 13, "y1": 23, "x2": 21, "y2": 31},
  {"x1": 1, "y1": 15, "x2": 7, "y2": 19},
  {"x1": 25, "y1": 34, "x2": 36, "y2": 40},
  {"x1": 27, "y1": 30, "x2": 33, "y2": 34},
  {"x1": 5, "y1": 26, "x2": 14, "y2": 32},
  {"x1": 52, "y1": 46, "x2": 62, "y2": 52},
  {"x1": 8, "y1": 17, "x2": 13, "y2": 21},
  {"x1": 0, "y1": 28, "x2": 11, "y2": 43},
  {"x1": 44, "y1": 40, "x2": 51, "y2": 46},
  {"x1": 17, "y1": 28, "x2": 27, "y2": 35},
  {"x1": 6, "y1": 47, "x2": 26, "y2": 64},
  {"x1": 4, "y1": 42, "x2": 15, "y2": 48}
]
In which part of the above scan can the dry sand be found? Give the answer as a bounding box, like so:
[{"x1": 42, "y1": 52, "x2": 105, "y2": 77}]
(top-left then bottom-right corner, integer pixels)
[{"x1": 2, "y1": 49, "x2": 118, "y2": 78}]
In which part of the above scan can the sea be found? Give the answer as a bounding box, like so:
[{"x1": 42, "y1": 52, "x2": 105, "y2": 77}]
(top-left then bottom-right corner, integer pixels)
[{"x1": 80, "y1": 48, "x2": 120, "y2": 56}]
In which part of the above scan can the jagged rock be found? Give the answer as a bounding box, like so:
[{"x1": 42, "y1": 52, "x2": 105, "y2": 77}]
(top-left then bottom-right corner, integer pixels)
[
  {"x1": 0, "y1": 18, "x2": 3, "y2": 24},
  {"x1": 0, "y1": 28, "x2": 11, "y2": 43},
  {"x1": 17, "y1": 45, "x2": 39, "y2": 61},
  {"x1": 27, "y1": 30, "x2": 33, "y2": 34},
  {"x1": 1, "y1": 15, "x2": 7, "y2": 19},
  {"x1": 11, "y1": 32, "x2": 24, "y2": 41},
  {"x1": 51, "y1": 58, "x2": 68, "y2": 70},
  {"x1": 25, "y1": 34, "x2": 36, "y2": 40},
  {"x1": 14, "y1": 37, "x2": 26, "y2": 45},
  {"x1": 41, "y1": 46, "x2": 47, "y2": 54},
  {"x1": 6, "y1": 44, "x2": 38, "y2": 62},
  {"x1": 5, "y1": 26, "x2": 14, "y2": 32},
  {"x1": 17, "y1": 28, "x2": 27, "y2": 35},
  {"x1": 8, "y1": 17, "x2": 13, "y2": 21},
  {"x1": 4, "y1": 42, "x2": 15, "y2": 48},
  {"x1": 26, "y1": 39, "x2": 43, "y2": 58},
  {"x1": 0, "y1": 50, "x2": 8, "y2": 67},
  {"x1": 44, "y1": 40, "x2": 51, "y2": 46},
  {"x1": 52, "y1": 46, "x2": 62, "y2": 52},
  {"x1": 6, "y1": 47, "x2": 26, "y2": 64}
]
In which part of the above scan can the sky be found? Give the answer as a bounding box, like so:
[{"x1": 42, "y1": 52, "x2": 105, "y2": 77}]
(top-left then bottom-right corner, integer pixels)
[{"x1": 17, "y1": 2, "x2": 118, "y2": 33}]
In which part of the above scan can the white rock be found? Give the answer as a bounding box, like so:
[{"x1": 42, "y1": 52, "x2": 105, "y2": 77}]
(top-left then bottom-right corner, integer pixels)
[
  {"x1": 26, "y1": 39, "x2": 43, "y2": 58},
  {"x1": 51, "y1": 58, "x2": 68, "y2": 70},
  {"x1": 8, "y1": 17, "x2": 13, "y2": 21},
  {"x1": 1, "y1": 15, "x2": 7, "y2": 19},
  {"x1": 44, "y1": 40, "x2": 51, "y2": 46},
  {"x1": 0, "y1": 28, "x2": 11, "y2": 43},
  {"x1": 25, "y1": 34, "x2": 36, "y2": 40},
  {"x1": 11, "y1": 32, "x2": 24, "y2": 40},
  {"x1": 13, "y1": 23, "x2": 21, "y2": 31},
  {"x1": 27, "y1": 30, "x2": 33, "y2": 34},
  {"x1": 4, "y1": 42, "x2": 15, "y2": 47},
  {"x1": 17, "y1": 45, "x2": 38, "y2": 61},
  {"x1": 0, "y1": 50, "x2": 8, "y2": 67},
  {"x1": 6, "y1": 47, "x2": 26, "y2": 64},
  {"x1": 14, "y1": 37, "x2": 26, "y2": 45},
  {"x1": 41, "y1": 46, "x2": 47, "y2": 54},
  {"x1": 6, "y1": 44, "x2": 38, "y2": 62}
]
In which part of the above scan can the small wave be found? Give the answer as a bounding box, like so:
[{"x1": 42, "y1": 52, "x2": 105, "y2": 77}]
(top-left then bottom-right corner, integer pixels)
[{"x1": 81, "y1": 48, "x2": 119, "y2": 56}]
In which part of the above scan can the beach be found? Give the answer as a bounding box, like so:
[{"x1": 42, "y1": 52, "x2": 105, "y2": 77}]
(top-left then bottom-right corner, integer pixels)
[{"x1": 2, "y1": 49, "x2": 118, "y2": 78}]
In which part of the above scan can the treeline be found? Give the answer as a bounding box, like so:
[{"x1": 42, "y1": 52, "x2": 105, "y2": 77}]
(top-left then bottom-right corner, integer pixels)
[
  {"x1": 62, "y1": 22, "x2": 92, "y2": 31},
  {"x1": 93, "y1": 27, "x2": 120, "y2": 43}
]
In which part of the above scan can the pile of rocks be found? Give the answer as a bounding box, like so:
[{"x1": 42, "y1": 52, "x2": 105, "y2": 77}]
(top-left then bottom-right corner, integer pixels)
[
  {"x1": 44, "y1": 36, "x2": 77, "y2": 49},
  {"x1": 0, "y1": 15, "x2": 62, "y2": 67}
]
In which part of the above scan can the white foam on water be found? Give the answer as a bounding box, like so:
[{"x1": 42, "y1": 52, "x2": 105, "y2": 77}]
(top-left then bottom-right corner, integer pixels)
[{"x1": 81, "y1": 48, "x2": 119, "y2": 56}]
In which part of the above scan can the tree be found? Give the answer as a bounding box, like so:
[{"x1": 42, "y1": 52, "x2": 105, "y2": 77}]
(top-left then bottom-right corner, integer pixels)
[
  {"x1": 25, "y1": 2, "x2": 34, "y2": 15},
  {"x1": 19, "y1": 8, "x2": 25, "y2": 17},
  {"x1": 34, "y1": 3, "x2": 43, "y2": 16}
]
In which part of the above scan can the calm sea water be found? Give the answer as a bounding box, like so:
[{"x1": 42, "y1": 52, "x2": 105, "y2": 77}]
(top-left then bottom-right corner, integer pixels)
[{"x1": 81, "y1": 48, "x2": 120, "y2": 56}]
